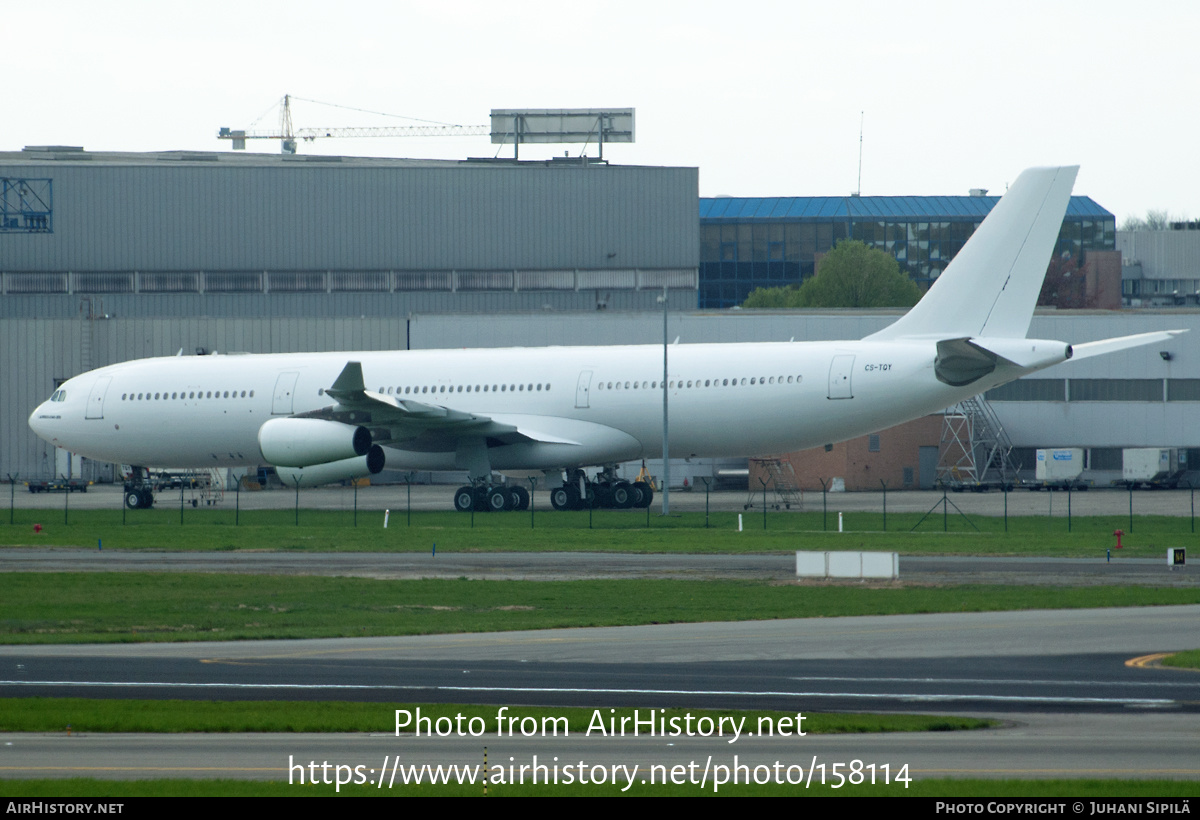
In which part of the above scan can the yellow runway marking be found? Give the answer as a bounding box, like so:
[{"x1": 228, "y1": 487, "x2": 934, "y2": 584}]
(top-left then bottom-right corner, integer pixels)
[{"x1": 1126, "y1": 652, "x2": 1171, "y2": 668}]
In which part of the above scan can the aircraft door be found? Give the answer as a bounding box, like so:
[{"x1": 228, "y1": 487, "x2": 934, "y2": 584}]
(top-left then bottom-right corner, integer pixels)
[
  {"x1": 827, "y1": 355, "x2": 855, "y2": 399},
  {"x1": 85, "y1": 375, "x2": 112, "y2": 419},
  {"x1": 272, "y1": 372, "x2": 300, "y2": 415},
  {"x1": 575, "y1": 370, "x2": 593, "y2": 409}
]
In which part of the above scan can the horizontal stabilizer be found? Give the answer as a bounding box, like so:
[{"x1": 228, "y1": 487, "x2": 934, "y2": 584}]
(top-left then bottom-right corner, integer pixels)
[{"x1": 1068, "y1": 330, "x2": 1186, "y2": 361}]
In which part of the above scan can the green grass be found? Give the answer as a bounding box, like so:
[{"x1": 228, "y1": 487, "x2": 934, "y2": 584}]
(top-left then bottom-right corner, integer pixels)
[
  {"x1": 1162, "y1": 650, "x2": 1200, "y2": 670},
  {"x1": 2, "y1": 777, "x2": 1197, "y2": 797},
  {"x1": 4, "y1": 572, "x2": 1200, "y2": 643},
  {"x1": 3, "y1": 507, "x2": 1198, "y2": 556},
  {"x1": 0, "y1": 698, "x2": 992, "y2": 734}
]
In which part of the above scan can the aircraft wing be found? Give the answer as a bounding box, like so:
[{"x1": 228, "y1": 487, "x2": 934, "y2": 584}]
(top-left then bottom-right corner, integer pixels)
[{"x1": 297, "y1": 361, "x2": 577, "y2": 450}]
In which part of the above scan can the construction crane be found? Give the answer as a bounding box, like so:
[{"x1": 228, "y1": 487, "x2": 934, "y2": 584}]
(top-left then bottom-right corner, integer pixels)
[{"x1": 217, "y1": 94, "x2": 489, "y2": 154}]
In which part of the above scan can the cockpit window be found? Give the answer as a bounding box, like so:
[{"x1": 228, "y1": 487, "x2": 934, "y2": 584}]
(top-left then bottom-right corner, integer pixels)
[{"x1": 49, "y1": 389, "x2": 67, "y2": 402}]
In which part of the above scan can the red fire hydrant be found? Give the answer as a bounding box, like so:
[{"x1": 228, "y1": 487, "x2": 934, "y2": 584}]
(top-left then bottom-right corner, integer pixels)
[{"x1": 1113, "y1": 529, "x2": 1124, "y2": 550}]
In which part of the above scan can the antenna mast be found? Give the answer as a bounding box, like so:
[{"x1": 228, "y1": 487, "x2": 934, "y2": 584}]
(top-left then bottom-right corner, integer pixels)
[{"x1": 855, "y1": 111, "x2": 864, "y2": 196}]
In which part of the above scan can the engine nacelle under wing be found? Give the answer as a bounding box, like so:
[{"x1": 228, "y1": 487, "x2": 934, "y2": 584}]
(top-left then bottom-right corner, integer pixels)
[
  {"x1": 274, "y1": 445, "x2": 386, "y2": 488},
  {"x1": 258, "y1": 417, "x2": 371, "y2": 468}
]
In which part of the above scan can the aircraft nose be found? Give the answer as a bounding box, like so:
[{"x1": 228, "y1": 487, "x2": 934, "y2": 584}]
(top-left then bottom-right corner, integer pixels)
[
  {"x1": 28, "y1": 405, "x2": 47, "y2": 437},
  {"x1": 28, "y1": 400, "x2": 57, "y2": 443}
]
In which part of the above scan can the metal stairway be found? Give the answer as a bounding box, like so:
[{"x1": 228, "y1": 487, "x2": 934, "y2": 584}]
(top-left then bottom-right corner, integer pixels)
[
  {"x1": 937, "y1": 394, "x2": 1018, "y2": 489},
  {"x1": 746, "y1": 458, "x2": 803, "y2": 509}
]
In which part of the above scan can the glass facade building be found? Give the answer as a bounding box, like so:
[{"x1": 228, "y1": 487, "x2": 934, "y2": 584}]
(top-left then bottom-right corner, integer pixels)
[{"x1": 698, "y1": 194, "x2": 1115, "y2": 309}]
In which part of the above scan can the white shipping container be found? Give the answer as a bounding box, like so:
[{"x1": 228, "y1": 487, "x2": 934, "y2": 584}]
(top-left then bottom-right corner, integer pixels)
[
  {"x1": 1123, "y1": 448, "x2": 1177, "y2": 483},
  {"x1": 1035, "y1": 448, "x2": 1084, "y2": 481}
]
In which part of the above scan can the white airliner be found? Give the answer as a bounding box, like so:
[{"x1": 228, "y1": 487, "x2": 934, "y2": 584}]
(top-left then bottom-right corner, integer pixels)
[{"x1": 28, "y1": 166, "x2": 1182, "y2": 512}]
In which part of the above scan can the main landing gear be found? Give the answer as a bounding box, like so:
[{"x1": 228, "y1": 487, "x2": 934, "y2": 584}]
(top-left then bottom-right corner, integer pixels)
[
  {"x1": 548, "y1": 469, "x2": 654, "y2": 511},
  {"x1": 452, "y1": 483, "x2": 530, "y2": 512},
  {"x1": 449, "y1": 469, "x2": 654, "y2": 513},
  {"x1": 123, "y1": 466, "x2": 155, "y2": 509}
]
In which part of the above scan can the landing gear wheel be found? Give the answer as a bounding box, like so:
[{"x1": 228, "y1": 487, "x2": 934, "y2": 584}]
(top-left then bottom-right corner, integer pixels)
[
  {"x1": 592, "y1": 482, "x2": 612, "y2": 508},
  {"x1": 125, "y1": 488, "x2": 153, "y2": 509},
  {"x1": 510, "y1": 486, "x2": 529, "y2": 511},
  {"x1": 628, "y1": 483, "x2": 645, "y2": 507},
  {"x1": 611, "y1": 480, "x2": 634, "y2": 509},
  {"x1": 487, "y1": 486, "x2": 512, "y2": 512},
  {"x1": 453, "y1": 486, "x2": 475, "y2": 512},
  {"x1": 550, "y1": 484, "x2": 578, "y2": 511},
  {"x1": 634, "y1": 482, "x2": 654, "y2": 508}
]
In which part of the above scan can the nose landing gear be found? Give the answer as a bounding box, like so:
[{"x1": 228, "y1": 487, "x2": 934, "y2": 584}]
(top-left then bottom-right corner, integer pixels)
[{"x1": 123, "y1": 467, "x2": 155, "y2": 509}]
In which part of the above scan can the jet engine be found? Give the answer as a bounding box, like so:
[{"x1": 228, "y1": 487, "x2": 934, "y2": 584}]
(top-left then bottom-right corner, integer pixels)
[
  {"x1": 257, "y1": 418, "x2": 372, "y2": 468},
  {"x1": 274, "y1": 446, "x2": 386, "y2": 488}
]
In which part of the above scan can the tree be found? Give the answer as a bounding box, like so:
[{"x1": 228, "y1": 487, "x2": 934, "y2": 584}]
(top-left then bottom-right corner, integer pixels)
[
  {"x1": 1037, "y1": 254, "x2": 1088, "y2": 309},
  {"x1": 741, "y1": 284, "x2": 798, "y2": 308},
  {"x1": 1121, "y1": 209, "x2": 1174, "y2": 231},
  {"x1": 742, "y1": 240, "x2": 922, "y2": 308}
]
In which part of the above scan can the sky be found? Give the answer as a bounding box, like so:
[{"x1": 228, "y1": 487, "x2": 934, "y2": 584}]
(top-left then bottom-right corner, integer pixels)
[{"x1": 8, "y1": 0, "x2": 1196, "y2": 223}]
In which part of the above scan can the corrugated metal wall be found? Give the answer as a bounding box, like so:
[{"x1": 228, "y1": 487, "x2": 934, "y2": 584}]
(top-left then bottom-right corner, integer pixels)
[
  {"x1": 1117, "y1": 230, "x2": 1200, "y2": 279},
  {"x1": 0, "y1": 289, "x2": 698, "y2": 319},
  {"x1": 0, "y1": 160, "x2": 698, "y2": 272}
]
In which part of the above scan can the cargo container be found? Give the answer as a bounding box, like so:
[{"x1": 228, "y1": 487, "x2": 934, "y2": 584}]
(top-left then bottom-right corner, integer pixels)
[
  {"x1": 1029, "y1": 448, "x2": 1088, "y2": 490},
  {"x1": 1122, "y1": 448, "x2": 1187, "y2": 489}
]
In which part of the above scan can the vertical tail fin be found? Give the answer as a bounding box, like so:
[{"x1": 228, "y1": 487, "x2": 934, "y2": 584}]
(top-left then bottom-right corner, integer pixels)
[{"x1": 867, "y1": 166, "x2": 1078, "y2": 341}]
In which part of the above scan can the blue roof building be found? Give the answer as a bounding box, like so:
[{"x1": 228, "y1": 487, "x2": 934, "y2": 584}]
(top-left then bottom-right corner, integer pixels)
[{"x1": 698, "y1": 194, "x2": 1115, "y2": 309}]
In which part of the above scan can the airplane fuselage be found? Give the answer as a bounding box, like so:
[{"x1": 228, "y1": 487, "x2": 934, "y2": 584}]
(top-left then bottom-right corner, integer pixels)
[{"x1": 29, "y1": 340, "x2": 1033, "y2": 474}]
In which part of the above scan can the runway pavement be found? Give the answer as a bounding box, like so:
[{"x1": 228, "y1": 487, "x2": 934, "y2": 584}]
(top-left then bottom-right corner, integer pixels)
[
  {"x1": 3, "y1": 608, "x2": 1200, "y2": 781},
  {"x1": 4, "y1": 712, "x2": 1199, "y2": 784},
  {"x1": 4, "y1": 483, "x2": 1200, "y2": 785},
  {"x1": 1, "y1": 548, "x2": 1195, "y2": 586}
]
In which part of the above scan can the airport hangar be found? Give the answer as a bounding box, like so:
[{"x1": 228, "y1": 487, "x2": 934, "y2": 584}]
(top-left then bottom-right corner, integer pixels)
[{"x1": 0, "y1": 147, "x2": 1194, "y2": 490}]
